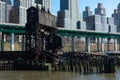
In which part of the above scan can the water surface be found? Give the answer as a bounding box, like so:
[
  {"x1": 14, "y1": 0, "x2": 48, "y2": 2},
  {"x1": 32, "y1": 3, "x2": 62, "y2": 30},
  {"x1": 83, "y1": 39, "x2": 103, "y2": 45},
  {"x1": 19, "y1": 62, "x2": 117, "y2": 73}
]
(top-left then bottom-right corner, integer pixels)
[{"x1": 0, "y1": 69, "x2": 120, "y2": 80}]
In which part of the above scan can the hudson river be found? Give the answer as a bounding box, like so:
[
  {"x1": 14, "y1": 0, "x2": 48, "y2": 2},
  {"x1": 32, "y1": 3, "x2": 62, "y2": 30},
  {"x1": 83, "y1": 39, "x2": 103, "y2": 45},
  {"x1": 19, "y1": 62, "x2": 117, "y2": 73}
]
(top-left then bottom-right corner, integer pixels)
[{"x1": 0, "y1": 67, "x2": 120, "y2": 80}]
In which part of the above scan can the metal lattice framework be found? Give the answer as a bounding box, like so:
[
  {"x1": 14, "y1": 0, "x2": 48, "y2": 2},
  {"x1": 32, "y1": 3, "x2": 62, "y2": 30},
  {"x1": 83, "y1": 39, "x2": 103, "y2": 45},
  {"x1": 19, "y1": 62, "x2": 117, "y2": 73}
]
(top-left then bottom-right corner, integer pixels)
[{"x1": 26, "y1": 23, "x2": 41, "y2": 56}]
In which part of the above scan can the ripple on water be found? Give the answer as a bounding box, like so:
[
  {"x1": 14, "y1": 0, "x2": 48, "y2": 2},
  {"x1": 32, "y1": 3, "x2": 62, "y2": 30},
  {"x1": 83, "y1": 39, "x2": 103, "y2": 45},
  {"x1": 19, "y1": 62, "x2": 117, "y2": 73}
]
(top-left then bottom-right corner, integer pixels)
[{"x1": 0, "y1": 70, "x2": 120, "y2": 80}]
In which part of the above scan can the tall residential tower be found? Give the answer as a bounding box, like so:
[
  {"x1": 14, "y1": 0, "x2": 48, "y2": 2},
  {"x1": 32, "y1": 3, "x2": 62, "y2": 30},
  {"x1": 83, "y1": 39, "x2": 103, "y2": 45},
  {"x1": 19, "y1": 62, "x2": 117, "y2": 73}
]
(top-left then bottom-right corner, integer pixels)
[
  {"x1": 57, "y1": 0, "x2": 86, "y2": 30},
  {"x1": 0, "y1": 0, "x2": 12, "y2": 23},
  {"x1": 39, "y1": 0, "x2": 52, "y2": 12},
  {"x1": 10, "y1": 0, "x2": 52, "y2": 24},
  {"x1": 2, "y1": 0, "x2": 12, "y2": 23},
  {"x1": 95, "y1": 3, "x2": 106, "y2": 16},
  {"x1": 83, "y1": 3, "x2": 117, "y2": 43},
  {"x1": 112, "y1": 3, "x2": 120, "y2": 32},
  {"x1": 83, "y1": 6, "x2": 93, "y2": 21}
]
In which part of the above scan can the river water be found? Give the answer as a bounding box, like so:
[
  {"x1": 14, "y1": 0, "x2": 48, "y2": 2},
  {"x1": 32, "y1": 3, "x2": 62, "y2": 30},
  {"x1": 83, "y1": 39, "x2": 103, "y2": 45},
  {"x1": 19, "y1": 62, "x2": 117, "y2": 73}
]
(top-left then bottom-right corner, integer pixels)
[{"x1": 0, "y1": 68, "x2": 120, "y2": 80}]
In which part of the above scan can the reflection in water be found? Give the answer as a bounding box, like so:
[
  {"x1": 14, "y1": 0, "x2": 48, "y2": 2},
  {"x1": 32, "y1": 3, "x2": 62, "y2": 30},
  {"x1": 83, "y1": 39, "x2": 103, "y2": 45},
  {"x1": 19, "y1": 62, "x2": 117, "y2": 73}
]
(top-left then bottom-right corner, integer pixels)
[{"x1": 0, "y1": 69, "x2": 120, "y2": 80}]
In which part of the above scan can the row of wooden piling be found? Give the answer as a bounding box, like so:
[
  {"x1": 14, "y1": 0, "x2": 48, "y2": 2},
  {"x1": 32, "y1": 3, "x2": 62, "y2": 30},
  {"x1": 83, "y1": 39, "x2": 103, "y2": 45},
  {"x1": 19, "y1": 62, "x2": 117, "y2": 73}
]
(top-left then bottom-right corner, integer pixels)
[
  {"x1": 0, "y1": 52, "x2": 117, "y2": 73},
  {"x1": 0, "y1": 60, "x2": 49, "y2": 70},
  {"x1": 53, "y1": 52, "x2": 116, "y2": 74},
  {"x1": 0, "y1": 61, "x2": 13, "y2": 70}
]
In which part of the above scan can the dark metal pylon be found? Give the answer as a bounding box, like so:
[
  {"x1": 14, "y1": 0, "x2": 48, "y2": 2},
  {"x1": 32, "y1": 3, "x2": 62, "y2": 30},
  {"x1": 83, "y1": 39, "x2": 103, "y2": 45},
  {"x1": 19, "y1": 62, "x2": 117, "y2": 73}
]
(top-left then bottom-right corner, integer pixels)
[
  {"x1": 26, "y1": 23, "x2": 42, "y2": 59},
  {"x1": 26, "y1": 7, "x2": 41, "y2": 59}
]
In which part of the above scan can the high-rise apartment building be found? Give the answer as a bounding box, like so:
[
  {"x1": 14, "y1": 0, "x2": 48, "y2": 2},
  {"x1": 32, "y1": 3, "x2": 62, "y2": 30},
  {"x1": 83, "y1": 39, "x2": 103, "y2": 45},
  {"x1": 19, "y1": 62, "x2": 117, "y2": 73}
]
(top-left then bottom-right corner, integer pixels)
[
  {"x1": 85, "y1": 15, "x2": 116, "y2": 33},
  {"x1": 39, "y1": 0, "x2": 52, "y2": 12},
  {"x1": 57, "y1": 0, "x2": 86, "y2": 30},
  {"x1": 83, "y1": 6, "x2": 93, "y2": 21},
  {"x1": 83, "y1": 3, "x2": 116, "y2": 33},
  {"x1": 0, "y1": 0, "x2": 12, "y2": 42},
  {"x1": 112, "y1": 3, "x2": 120, "y2": 32},
  {"x1": 0, "y1": 0, "x2": 11, "y2": 23},
  {"x1": 95, "y1": 3, "x2": 106, "y2": 16},
  {"x1": 10, "y1": 0, "x2": 37, "y2": 24},
  {"x1": 112, "y1": 9, "x2": 118, "y2": 26},
  {"x1": 0, "y1": 1, "x2": 6, "y2": 22},
  {"x1": 2, "y1": 0, "x2": 12, "y2": 23},
  {"x1": 83, "y1": 3, "x2": 117, "y2": 43},
  {"x1": 1, "y1": 0, "x2": 11, "y2": 5},
  {"x1": 10, "y1": 0, "x2": 52, "y2": 24}
]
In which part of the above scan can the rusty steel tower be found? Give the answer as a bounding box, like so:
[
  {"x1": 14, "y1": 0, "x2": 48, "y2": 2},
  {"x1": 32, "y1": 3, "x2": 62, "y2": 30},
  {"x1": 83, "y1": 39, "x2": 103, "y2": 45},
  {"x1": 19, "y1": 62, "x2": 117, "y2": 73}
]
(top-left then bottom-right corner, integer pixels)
[
  {"x1": 25, "y1": 6, "x2": 61, "y2": 60},
  {"x1": 26, "y1": 7, "x2": 41, "y2": 59}
]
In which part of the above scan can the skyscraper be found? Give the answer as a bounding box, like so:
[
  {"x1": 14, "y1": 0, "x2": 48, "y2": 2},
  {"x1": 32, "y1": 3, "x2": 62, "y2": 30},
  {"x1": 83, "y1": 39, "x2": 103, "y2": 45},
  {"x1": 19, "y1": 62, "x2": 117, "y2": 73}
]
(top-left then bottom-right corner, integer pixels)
[
  {"x1": 84, "y1": 3, "x2": 117, "y2": 43},
  {"x1": 1, "y1": 0, "x2": 12, "y2": 23},
  {"x1": 0, "y1": 0, "x2": 12, "y2": 42},
  {"x1": 83, "y1": 6, "x2": 93, "y2": 21},
  {"x1": 10, "y1": 0, "x2": 52, "y2": 24},
  {"x1": 95, "y1": 3, "x2": 106, "y2": 16},
  {"x1": 1, "y1": 0, "x2": 11, "y2": 5},
  {"x1": 60, "y1": 0, "x2": 79, "y2": 21},
  {"x1": 0, "y1": 0, "x2": 12, "y2": 23},
  {"x1": 112, "y1": 9, "x2": 118, "y2": 26},
  {"x1": 10, "y1": 0, "x2": 36, "y2": 24},
  {"x1": 83, "y1": 3, "x2": 116, "y2": 33},
  {"x1": 40, "y1": 0, "x2": 52, "y2": 12},
  {"x1": 112, "y1": 3, "x2": 120, "y2": 32},
  {"x1": 57, "y1": 0, "x2": 86, "y2": 30},
  {"x1": 0, "y1": 1, "x2": 6, "y2": 22}
]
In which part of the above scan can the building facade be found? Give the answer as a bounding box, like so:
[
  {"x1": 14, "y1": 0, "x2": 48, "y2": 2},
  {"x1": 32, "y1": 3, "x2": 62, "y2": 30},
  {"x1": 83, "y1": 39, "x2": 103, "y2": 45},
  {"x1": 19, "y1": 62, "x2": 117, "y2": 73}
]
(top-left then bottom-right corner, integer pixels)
[
  {"x1": 10, "y1": 0, "x2": 52, "y2": 24},
  {"x1": 83, "y1": 3, "x2": 116, "y2": 33},
  {"x1": 83, "y1": 6, "x2": 93, "y2": 21},
  {"x1": 0, "y1": 0, "x2": 12, "y2": 42},
  {"x1": 112, "y1": 9, "x2": 118, "y2": 26},
  {"x1": 57, "y1": 0, "x2": 86, "y2": 30},
  {"x1": 112, "y1": 3, "x2": 120, "y2": 32},
  {"x1": 83, "y1": 3, "x2": 117, "y2": 43},
  {"x1": 85, "y1": 15, "x2": 116, "y2": 33},
  {"x1": 0, "y1": 0, "x2": 11, "y2": 23},
  {"x1": 0, "y1": 1, "x2": 6, "y2": 22},
  {"x1": 38, "y1": 0, "x2": 52, "y2": 12},
  {"x1": 1, "y1": 0, "x2": 11, "y2": 5},
  {"x1": 4, "y1": 0, "x2": 12, "y2": 23},
  {"x1": 95, "y1": 3, "x2": 106, "y2": 16},
  {"x1": 10, "y1": 0, "x2": 37, "y2": 24},
  {"x1": 57, "y1": 0, "x2": 86, "y2": 48}
]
